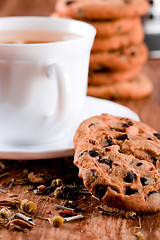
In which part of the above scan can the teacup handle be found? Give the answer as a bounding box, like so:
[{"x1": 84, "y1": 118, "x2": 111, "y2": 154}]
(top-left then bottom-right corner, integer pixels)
[{"x1": 46, "y1": 63, "x2": 71, "y2": 122}]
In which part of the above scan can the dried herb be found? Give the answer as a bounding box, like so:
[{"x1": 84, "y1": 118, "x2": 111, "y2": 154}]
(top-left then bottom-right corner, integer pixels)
[
  {"x1": 0, "y1": 158, "x2": 92, "y2": 233},
  {"x1": 55, "y1": 204, "x2": 75, "y2": 211},
  {"x1": 34, "y1": 185, "x2": 48, "y2": 195},
  {"x1": 97, "y1": 206, "x2": 120, "y2": 216},
  {"x1": 0, "y1": 172, "x2": 9, "y2": 179},
  {"x1": 8, "y1": 178, "x2": 16, "y2": 190},
  {"x1": 59, "y1": 210, "x2": 77, "y2": 217},
  {"x1": 51, "y1": 179, "x2": 63, "y2": 188},
  {"x1": 28, "y1": 172, "x2": 46, "y2": 184},
  {"x1": 125, "y1": 211, "x2": 142, "y2": 229},
  {"x1": 0, "y1": 199, "x2": 20, "y2": 209},
  {"x1": 125, "y1": 211, "x2": 137, "y2": 219},
  {"x1": 64, "y1": 201, "x2": 78, "y2": 209},
  {"x1": 0, "y1": 208, "x2": 11, "y2": 220},
  {"x1": 0, "y1": 218, "x2": 5, "y2": 228},
  {"x1": 20, "y1": 199, "x2": 37, "y2": 214},
  {"x1": 49, "y1": 216, "x2": 63, "y2": 228},
  {"x1": 13, "y1": 213, "x2": 35, "y2": 226},
  {"x1": 63, "y1": 215, "x2": 85, "y2": 222},
  {"x1": 7, "y1": 218, "x2": 33, "y2": 231},
  {"x1": 133, "y1": 216, "x2": 142, "y2": 229},
  {"x1": 135, "y1": 232, "x2": 146, "y2": 240},
  {"x1": 91, "y1": 195, "x2": 100, "y2": 201}
]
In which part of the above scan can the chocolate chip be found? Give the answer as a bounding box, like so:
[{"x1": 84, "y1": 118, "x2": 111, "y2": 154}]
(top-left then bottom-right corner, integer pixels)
[
  {"x1": 90, "y1": 170, "x2": 98, "y2": 178},
  {"x1": 109, "y1": 186, "x2": 119, "y2": 193},
  {"x1": 98, "y1": 158, "x2": 112, "y2": 168},
  {"x1": 89, "y1": 139, "x2": 96, "y2": 145},
  {"x1": 113, "y1": 163, "x2": 118, "y2": 166},
  {"x1": 110, "y1": 128, "x2": 121, "y2": 132},
  {"x1": 118, "y1": 150, "x2": 123, "y2": 153},
  {"x1": 152, "y1": 157, "x2": 158, "y2": 166},
  {"x1": 105, "y1": 148, "x2": 111, "y2": 152},
  {"x1": 147, "y1": 138, "x2": 153, "y2": 141},
  {"x1": 88, "y1": 123, "x2": 97, "y2": 128},
  {"x1": 116, "y1": 134, "x2": 129, "y2": 141},
  {"x1": 130, "y1": 51, "x2": 136, "y2": 56},
  {"x1": 104, "y1": 136, "x2": 114, "y2": 147},
  {"x1": 147, "y1": 191, "x2": 157, "y2": 197},
  {"x1": 122, "y1": 121, "x2": 133, "y2": 128},
  {"x1": 149, "y1": 168, "x2": 154, "y2": 171},
  {"x1": 136, "y1": 162, "x2": 143, "y2": 167},
  {"x1": 89, "y1": 150, "x2": 99, "y2": 158},
  {"x1": 95, "y1": 185, "x2": 107, "y2": 199},
  {"x1": 125, "y1": 187, "x2": 138, "y2": 195},
  {"x1": 95, "y1": 185, "x2": 118, "y2": 199},
  {"x1": 152, "y1": 157, "x2": 157, "y2": 163},
  {"x1": 78, "y1": 150, "x2": 88, "y2": 158},
  {"x1": 153, "y1": 133, "x2": 160, "y2": 140},
  {"x1": 140, "y1": 177, "x2": 149, "y2": 186},
  {"x1": 65, "y1": 0, "x2": 75, "y2": 5},
  {"x1": 124, "y1": 171, "x2": 137, "y2": 183}
]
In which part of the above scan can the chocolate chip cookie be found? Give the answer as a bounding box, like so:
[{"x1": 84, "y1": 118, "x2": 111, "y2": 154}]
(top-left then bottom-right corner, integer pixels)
[
  {"x1": 55, "y1": 0, "x2": 150, "y2": 20},
  {"x1": 74, "y1": 114, "x2": 160, "y2": 212},
  {"x1": 92, "y1": 23, "x2": 144, "y2": 52},
  {"x1": 88, "y1": 66, "x2": 142, "y2": 86},
  {"x1": 90, "y1": 43, "x2": 148, "y2": 71},
  {"x1": 52, "y1": 13, "x2": 142, "y2": 38},
  {"x1": 88, "y1": 18, "x2": 142, "y2": 37},
  {"x1": 87, "y1": 73, "x2": 153, "y2": 100}
]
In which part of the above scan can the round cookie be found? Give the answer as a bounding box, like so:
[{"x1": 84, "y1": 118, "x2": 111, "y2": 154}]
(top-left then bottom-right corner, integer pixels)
[
  {"x1": 74, "y1": 114, "x2": 160, "y2": 148},
  {"x1": 88, "y1": 18, "x2": 142, "y2": 37},
  {"x1": 51, "y1": 14, "x2": 142, "y2": 38},
  {"x1": 87, "y1": 73, "x2": 153, "y2": 100},
  {"x1": 73, "y1": 114, "x2": 160, "y2": 212},
  {"x1": 92, "y1": 23, "x2": 144, "y2": 52},
  {"x1": 88, "y1": 66, "x2": 142, "y2": 85},
  {"x1": 55, "y1": 0, "x2": 150, "y2": 20},
  {"x1": 90, "y1": 43, "x2": 148, "y2": 71}
]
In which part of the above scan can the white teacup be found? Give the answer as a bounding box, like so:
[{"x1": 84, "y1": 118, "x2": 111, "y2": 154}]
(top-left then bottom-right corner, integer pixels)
[{"x1": 0, "y1": 17, "x2": 96, "y2": 145}]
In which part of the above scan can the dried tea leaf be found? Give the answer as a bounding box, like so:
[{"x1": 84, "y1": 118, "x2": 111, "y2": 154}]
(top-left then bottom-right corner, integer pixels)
[
  {"x1": 0, "y1": 208, "x2": 11, "y2": 220},
  {"x1": 20, "y1": 199, "x2": 37, "y2": 214},
  {"x1": 28, "y1": 172, "x2": 45, "y2": 184},
  {"x1": 49, "y1": 216, "x2": 63, "y2": 228},
  {"x1": 0, "y1": 199, "x2": 20, "y2": 208},
  {"x1": 59, "y1": 209, "x2": 77, "y2": 217},
  {"x1": 34, "y1": 185, "x2": 47, "y2": 195},
  {"x1": 51, "y1": 179, "x2": 63, "y2": 188},
  {"x1": 0, "y1": 218, "x2": 5, "y2": 228},
  {"x1": 7, "y1": 219, "x2": 33, "y2": 231},
  {"x1": 125, "y1": 211, "x2": 137, "y2": 219},
  {"x1": 13, "y1": 213, "x2": 35, "y2": 225}
]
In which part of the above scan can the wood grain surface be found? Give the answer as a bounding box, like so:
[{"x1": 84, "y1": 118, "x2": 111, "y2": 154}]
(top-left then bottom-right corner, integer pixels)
[{"x1": 0, "y1": 0, "x2": 160, "y2": 240}]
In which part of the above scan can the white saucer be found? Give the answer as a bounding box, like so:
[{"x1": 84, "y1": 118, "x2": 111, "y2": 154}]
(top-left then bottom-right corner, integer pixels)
[{"x1": 0, "y1": 96, "x2": 139, "y2": 160}]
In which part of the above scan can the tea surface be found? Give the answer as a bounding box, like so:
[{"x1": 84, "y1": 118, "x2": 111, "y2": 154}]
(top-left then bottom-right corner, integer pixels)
[{"x1": 0, "y1": 30, "x2": 80, "y2": 44}]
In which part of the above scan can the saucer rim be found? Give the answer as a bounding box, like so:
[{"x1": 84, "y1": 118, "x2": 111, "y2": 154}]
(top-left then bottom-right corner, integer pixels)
[{"x1": 0, "y1": 96, "x2": 139, "y2": 160}]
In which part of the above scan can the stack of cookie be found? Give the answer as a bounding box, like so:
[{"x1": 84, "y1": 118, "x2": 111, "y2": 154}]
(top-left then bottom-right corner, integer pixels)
[{"x1": 54, "y1": 0, "x2": 152, "y2": 100}]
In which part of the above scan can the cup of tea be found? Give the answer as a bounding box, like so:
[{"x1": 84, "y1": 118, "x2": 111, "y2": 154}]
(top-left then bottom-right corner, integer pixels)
[{"x1": 0, "y1": 17, "x2": 96, "y2": 145}]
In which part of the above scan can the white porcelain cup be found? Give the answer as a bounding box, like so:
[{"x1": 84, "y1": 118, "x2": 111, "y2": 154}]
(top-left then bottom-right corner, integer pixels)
[{"x1": 0, "y1": 17, "x2": 96, "y2": 146}]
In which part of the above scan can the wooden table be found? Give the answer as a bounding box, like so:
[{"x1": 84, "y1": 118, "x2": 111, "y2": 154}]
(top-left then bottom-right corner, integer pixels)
[{"x1": 0, "y1": 1, "x2": 160, "y2": 239}]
